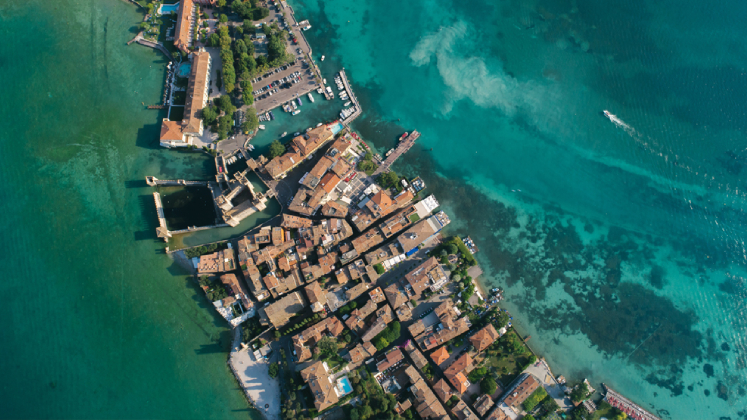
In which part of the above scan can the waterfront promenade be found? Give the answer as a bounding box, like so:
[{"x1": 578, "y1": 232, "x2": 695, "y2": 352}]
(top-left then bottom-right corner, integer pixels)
[
  {"x1": 228, "y1": 329, "x2": 280, "y2": 420},
  {"x1": 604, "y1": 384, "x2": 662, "y2": 420}
]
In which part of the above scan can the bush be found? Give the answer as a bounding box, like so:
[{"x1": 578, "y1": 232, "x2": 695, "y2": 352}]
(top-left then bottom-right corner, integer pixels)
[
  {"x1": 268, "y1": 363, "x2": 280, "y2": 378},
  {"x1": 570, "y1": 381, "x2": 590, "y2": 403},
  {"x1": 373, "y1": 264, "x2": 385, "y2": 275},
  {"x1": 468, "y1": 367, "x2": 488, "y2": 383},
  {"x1": 373, "y1": 337, "x2": 389, "y2": 351},
  {"x1": 522, "y1": 386, "x2": 548, "y2": 412}
]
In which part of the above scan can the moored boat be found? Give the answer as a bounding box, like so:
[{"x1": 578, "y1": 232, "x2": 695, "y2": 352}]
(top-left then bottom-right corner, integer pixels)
[
  {"x1": 292, "y1": 109, "x2": 301, "y2": 115},
  {"x1": 308, "y1": 92, "x2": 315, "y2": 102}
]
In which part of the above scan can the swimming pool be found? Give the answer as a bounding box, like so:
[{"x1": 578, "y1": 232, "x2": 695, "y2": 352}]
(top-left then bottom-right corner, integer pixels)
[
  {"x1": 329, "y1": 121, "x2": 344, "y2": 135},
  {"x1": 336, "y1": 377, "x2": 352, "y2": 395},
  {"x1": 158, "y1": 2, "x2": 180, "y2": 15},
  {"x1": 178, "y1": 63, "x2": 191, "y2": 78}
]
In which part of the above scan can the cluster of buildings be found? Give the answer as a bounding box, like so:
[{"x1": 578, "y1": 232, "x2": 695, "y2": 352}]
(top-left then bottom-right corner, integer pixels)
[{"x1": 265, "y1": 125, "x2": 337, "y2": 180}]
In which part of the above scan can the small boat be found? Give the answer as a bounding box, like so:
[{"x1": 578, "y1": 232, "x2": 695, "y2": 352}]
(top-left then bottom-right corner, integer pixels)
[
  {"x1": 281, "y1": 132, "x2": 287, "y2": 137},
  {"x1": 321, "y1": 55, "x2": 325, "y2": 61},
  {"x1": 317, "y1": 87, "x2": 324, "y2": 94},
  {"x1": 291, "y1": 101, "x2": 297, "y2": 110},
  {"x1": 292, "y1": 109, "x2": 301, "y2": 115},
  {"x1": 316, "y1": 123, "x2": 322, "y2": 127},
  {"x1": 258, "y1": 125, "x2": 265, "y2": 130},
  {"x1": 323, "y1": 78, "x2": 327, "y2": 84},
  {"x1": 269, "y1": 111, "x2": 275, "y2": 120},
  {"x1": 308, "y1": 93, "x2": 315, "y2": 102},
  {"x1": 399, "y1": 132, "x2": 408, "y2": 141},
  {"x1": 294, "y1": 132, "x2": 301, "y2": 136},
  {"x1": 297, "y1": 97, "x2": 303, "y2": 106},
  {"x1": 344, "y1": 101, "x2": 351, "y2": 106}
]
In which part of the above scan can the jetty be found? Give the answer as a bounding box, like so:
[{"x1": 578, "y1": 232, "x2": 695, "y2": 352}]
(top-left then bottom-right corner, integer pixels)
[
  {"x1": 147, "y1": 105, "x2": 166, "y2": 109},
  {"x1": 372, "y1": 130, "x2": 420, "y2": 176},
  {"x1": 338, "y1": 69, "x2": 361, "y2": 124},
  {"x1": 604, "y1": 384, "x2": 662, "y2": 420},
  {"x1": 127, "y1": 32, "x2": 174, "y2": 61},
  {"x1": 146, "y1": 176, "x2": 208, "y2": 187}
]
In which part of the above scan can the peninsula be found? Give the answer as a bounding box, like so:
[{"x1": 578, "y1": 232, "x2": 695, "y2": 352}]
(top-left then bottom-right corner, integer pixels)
[{"x1": 131, "y1": 2, "x2": 661, "y2": 420}]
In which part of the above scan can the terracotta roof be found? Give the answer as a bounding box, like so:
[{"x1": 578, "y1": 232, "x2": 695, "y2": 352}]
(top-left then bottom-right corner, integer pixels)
[
  {"x1": 384, "y1": 283, "x2": 409, "y2": 309},
  {"x1": 473, "y1": 394, "x2": 495, "y2": 417},
  {"x1": 281, "y1": 214, "x2": 314, "y2": 229},
  {"x1": 319, "y1": 172, "x2": 341, "y2": 193},
  {"x1": 320, "y1": 201, "x2": 348, "y2": 218},
  {"x1": 430, "y1": 346, "x2": 450, "y2": 366},
  {"x1": 502, "y1": 374, "x2": 539, "y2": 408},
  {"x1": 369, "y1": 287, "x2": 386, "y2": 303},
  {"x1": 182, "y1": 51, "x2": 210, "y2": 135},
  {"x1": 433, "y1": 379, "x2": 453, "y2": 403},
  {"x1": 160, "y1": 119, "x2": 184, "y2": 141},
  {"x1": 304, "y1": 281, "x2": 327, "y2": 310},
  {"x1": 470, "y1": 324, "x2": 500, "y2": 353},
  {"x1": 444, "y1": 353, "x2": 473, "y2": 394},
  {"x1": 347, "y1": 341, "x2": 377, "y2": 364},
  {"x1": 301, "y1": 360, "x2": 338, "y2": 411},
  {"x1": 376, "y1": 348, "x2": 404, "y2": 372},
  {"x1": 266, "y1": 151, "x2": 302, "y2": 179},
  {"x1": 174, "y1": 0, "x2": 194, "y2": 53}
]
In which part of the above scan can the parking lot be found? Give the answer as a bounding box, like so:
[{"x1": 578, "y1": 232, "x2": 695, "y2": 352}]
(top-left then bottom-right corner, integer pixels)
[{"x1": 251, "y1": 62, "x2": 318, "y2": 114}]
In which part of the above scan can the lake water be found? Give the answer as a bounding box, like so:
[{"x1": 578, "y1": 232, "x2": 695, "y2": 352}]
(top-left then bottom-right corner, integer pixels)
[{"x1": 291, "y1": 0, "x2": 747, "y2": 418}]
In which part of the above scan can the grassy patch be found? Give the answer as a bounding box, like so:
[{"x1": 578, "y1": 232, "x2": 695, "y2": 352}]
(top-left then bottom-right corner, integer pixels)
[{"x1": 409, "y1": 213, "x2": 421, "y2": 223}]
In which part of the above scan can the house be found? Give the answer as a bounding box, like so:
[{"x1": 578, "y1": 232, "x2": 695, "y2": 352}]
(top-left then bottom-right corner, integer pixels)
[
  {"x1": 433, "y1": 378, "x2": 454, "y2": 403},
  {"x1": 292, "y1": 316, "x2": 345, "y2": 362},
  {"x1": 405, "y1": 341, "x2": 428, "y2": 370},
  {"x1": 272, "y1": 227, "x2": 285, "y2": 246},
  {"x1": 430, "y1": 346, "x2": 450, "y2": 366},
  {"x1": 470, "y1": 324, "x2": 500, "y2": 353},
  {"x1": 369, "y1": 287, "x2": 386, "y2": 304},
  {"x1": 403, "y1": 256, "x2": 448, "y2": 298},
  {"x1": 360, "y1": 304, "x2": 394, "y2": 342},
  {"x1": 384, "y1": 283, "x2": 409, "y2": 309},
  {"x1": 499, "y1": 373, "x2": 540, "y2": 413},
  {"x1": 281, "y1": 213, "x2": 313, "y2": 229},
  {"x1": 267, "y1": 266, "x2": 303, "y2": 297},
  {"x1": 344, "y1": 282, "x2": 370, "y2": 302},
  {"x1": 414, "y1": 300, "x2": 471, "y2": 351},
  {"x1": 261, "y1": 291, "x2": 306, "y2": 327},
  {"x1": 397, "y1": 219, "x2": 438, "y2": 256},
  {"x1": 300, "y1": 360, "x2": 339, "y2": 412},
  {"x1": 346, "y1": 341, "x2": 377, "y2": 364},
  {"x1": 344, "y1": 299, "x2": 377, "y2": 332},
  {"x1": 404, "y1": 366, "x2": 449, "y2": 419},
  {"x1": 335, "y1": 267, "x2": 351, "y2": 285},
  {"x1": 473, "y1": 394, "x2": 495, "y2": 417},
  {"x1": 197, "y1": 248, "x2": 236, "y2": 274},
  {"x1": 304, "y1": 281, "x2": 328, "y2": 313},
  {"x1": 320, "y1": 200, "x2": 348, "y2": 218},
  {"x1": 484, "y1": 406, "x2": 509, "y2": 420},
  {"x1": 319, "y1": 172, "x2": 341, "y2": 194},
  {"x1": 451, "y1": 400, "x2": 479, "y2": 420},
  {"x1": 266, "y1": 151, "x2": 302, "y2": 179},
  {"x1": 302, "y1": 156, "x2": 334, "y2": 189},
  {"x1": 444, "y1": 353, "x2": 473, "y2": 394},
  {"x1": 238, "y1": 237, "x2": 269, "y2": 301},
  {"x1": 376, "y1": 348, "x2": 404, "y2": 372}
]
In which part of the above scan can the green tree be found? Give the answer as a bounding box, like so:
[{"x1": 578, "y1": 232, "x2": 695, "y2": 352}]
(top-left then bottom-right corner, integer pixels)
[
  {"x1": 316, "y1": 336, "x2": 339, "y2": 359},
  {"x1": 268, "y1": 139, "x2": 285, "y2": 158},
  {"x1": 219, "y1": 14, "x2": 228, "y2": 23},
  {"x1": 218, "y1": 114, "x2": 233, "y2": 139},
  {"x1": 217, "y1": 0, "x2": 227, "y2": 7},
  {"x1": 216, "y1": 95, "x2": 236, "y2": 115},
  {"x1": 377, "y1": 171, "x2": 400, "y2": 190},
  {"x1": 570, "y1": 382, "x2": 590, "y2": 403},
  {"x1": 242, "y1": 89, "x2": 254, "y2": 106},
  {"x1": 242, "y1": 110, "x2": 259, "y2": 133},
  {"x1": 373, "y1": 337, "x2": 389, "y2": 351},
  {"x1": 481, "y1": 376, "x2": 497, "y2": 395},
  {"x1": 522, "y1": 416, "x2": 536, "y2": 420},
  {"x1": 373, "y1": 263, "x2": 385, "y2": 274},
  {"x1": 253, "y1": 7, "x2": 270, "y2": 21},
  {"x1": 522, "y1": 387, "x2": 548, "y2": 412}
]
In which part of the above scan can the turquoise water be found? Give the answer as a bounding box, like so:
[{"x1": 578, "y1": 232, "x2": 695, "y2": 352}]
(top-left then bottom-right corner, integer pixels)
[
  {"x1": 0, "y1": 1, "x2": 258, "y2": 418},
  {"x1": 158, "y1": 3, "x2": 179, "y2": 15},
  {"x1": 337, "y1": 376, "x2": 353, "y2": 395},
  {"x1": 177, "y1": 62, "x2": 191, "y2": 77},
  {"x1": 293, "y1": 0, "x2": 747, "y2": 418}
]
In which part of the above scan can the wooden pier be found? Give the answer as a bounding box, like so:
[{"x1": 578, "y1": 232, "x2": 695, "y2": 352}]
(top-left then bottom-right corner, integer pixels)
[
  {"x1": 372, "y1": 131, "x2": 420, "y2": 177},
  {"x1": 147, "y1": 105, "x2": 166, "y2": 109}
]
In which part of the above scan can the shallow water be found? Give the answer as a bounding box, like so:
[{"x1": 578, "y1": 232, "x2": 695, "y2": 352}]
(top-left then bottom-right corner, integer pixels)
[{"x1": 292, "y1": 0, "x2": 747, "y2": 417}]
